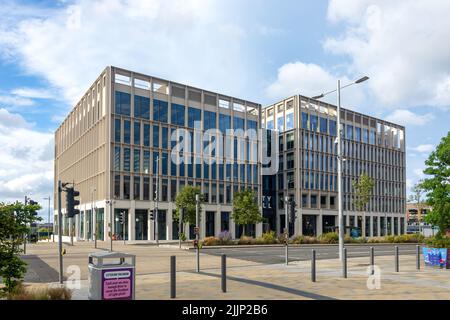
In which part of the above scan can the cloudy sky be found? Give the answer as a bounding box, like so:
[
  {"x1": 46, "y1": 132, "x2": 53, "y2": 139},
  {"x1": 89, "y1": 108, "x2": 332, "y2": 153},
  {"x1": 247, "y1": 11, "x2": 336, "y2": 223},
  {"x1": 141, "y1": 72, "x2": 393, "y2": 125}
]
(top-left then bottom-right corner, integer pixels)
[{"x1": 0, "y1": 0, "x2": 449, "y2": 219}]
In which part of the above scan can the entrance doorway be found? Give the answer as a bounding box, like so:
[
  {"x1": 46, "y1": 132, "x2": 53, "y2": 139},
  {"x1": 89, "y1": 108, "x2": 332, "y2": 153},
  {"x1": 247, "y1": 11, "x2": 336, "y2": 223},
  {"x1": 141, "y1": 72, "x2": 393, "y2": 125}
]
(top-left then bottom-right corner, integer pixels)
[
  {"x1": 302, "y1": 215, "x2": 317, "y2": 236},
  {"x1": 135, "y1": 209, "x2": 148, "y2": 240}
]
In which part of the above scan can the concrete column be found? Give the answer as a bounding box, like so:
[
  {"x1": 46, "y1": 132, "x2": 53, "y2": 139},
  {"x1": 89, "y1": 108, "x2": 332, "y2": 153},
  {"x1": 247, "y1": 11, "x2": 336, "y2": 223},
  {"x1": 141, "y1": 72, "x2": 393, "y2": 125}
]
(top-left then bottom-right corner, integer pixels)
[
  {"x1": 215, "y1": 211, "x2": 221, "y2": 236},
  {"x1": 256, "y1": 221, "x2": 263, "y2": 237},
  {"x1": 230, "y1": 216, "x2": 236, "y2": 239},
  {"x1": 297, "y1": 213, "x2": 303, "y2": 236},
  {"x1": 92, "y1": 204, "x2": 97, "y2": 242},
  {"x1": 317, "y1": 213, "x2": 323, "y2": 236},
  {"x1": 200, "y1": 210, "x2": 206, "y2": 239},
  {"x1": 167, "y1": 208, "x2": 173, "y2": 240},
  {"x1": 362, "y1": 214, "x2": 366, "y2": 237},
  {"x1": 391, "y1": 216, "x2": 395, "y2": 235},
  {"x1": 129, "y1": 205, "x2": 135, "y2": 241}
]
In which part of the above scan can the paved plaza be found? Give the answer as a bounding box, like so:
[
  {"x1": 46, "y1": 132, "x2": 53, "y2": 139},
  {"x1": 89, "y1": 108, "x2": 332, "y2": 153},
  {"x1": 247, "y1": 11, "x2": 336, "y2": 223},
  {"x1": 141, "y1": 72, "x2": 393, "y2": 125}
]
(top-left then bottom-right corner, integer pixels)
[{"x1": 20, "y1": 241, "x2": 450, "y2": 300}]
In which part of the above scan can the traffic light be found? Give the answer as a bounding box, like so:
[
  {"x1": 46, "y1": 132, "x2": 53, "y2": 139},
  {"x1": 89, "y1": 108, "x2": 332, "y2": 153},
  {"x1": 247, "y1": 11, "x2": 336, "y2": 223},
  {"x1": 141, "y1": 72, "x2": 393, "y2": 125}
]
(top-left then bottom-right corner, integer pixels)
[
  {"x1": 289, "y1": 199, "x2": 297, "y2": 223},
  {"x1": 119, "y1": 211, "x2": 125, "y2": 225},
  {"x1": 66, "y1": 187, "x2": 80, "y2": 218},
  {"x1": 28, "y1": 199, "x2": 39, "y2": 215},
  {"x1": 149, "y1": 210, "x2": 154, "y2": 220}
]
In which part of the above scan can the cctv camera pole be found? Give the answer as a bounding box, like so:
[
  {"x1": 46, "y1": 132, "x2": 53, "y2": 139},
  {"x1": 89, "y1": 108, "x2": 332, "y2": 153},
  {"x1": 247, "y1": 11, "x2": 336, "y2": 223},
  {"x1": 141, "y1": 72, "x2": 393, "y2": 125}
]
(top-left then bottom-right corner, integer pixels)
[
  {"x1": 337, "y1": 79, "x2": 345, "y2": 265},
  {"x1": 196, "y1": 194, "x2": 200, "y2": 273},
  {"x1": 58, "y1": 180, "x2": 63, "y2": 285}
]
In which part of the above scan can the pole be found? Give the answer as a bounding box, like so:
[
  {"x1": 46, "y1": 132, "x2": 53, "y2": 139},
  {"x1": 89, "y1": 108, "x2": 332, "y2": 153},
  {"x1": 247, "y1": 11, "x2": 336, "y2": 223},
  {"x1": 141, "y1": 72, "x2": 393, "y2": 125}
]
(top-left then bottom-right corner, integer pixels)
[
  {"x1": 395, "y1": 246, "x2": 399, "y2": 272},
  {"x1": 48, "y1": 196, "x2": 51, "y2": 242},
  {"x1": 196, "y1": 194, "x2": 200, "y2": 273},
  {"x1": 155, "y1": 155, "x2": 159, "y2": 247},
  {"x1": 311, "y1": 249, "x2": 316, "y2": 282},
  {"x1": 370, "y1": 246, "x2": 374, "y2": 275},
  {"x1": 416, "y1": 245, "x2": 420, "y2": 270},
  {"x1": 343, "y1": 247, "x2": 347, "y2": 278},
  {"x1": 24, "y1": 196, "x2": 27, "y2": 254},
  {"x1": 337, "y1": 79, "x2": 344, "y2": 265},
  {"x1": 221, "y1": 254, "x2": 227, "y2": 293},
  {"x1": 285, "y1": 196, "x2": 289, "y2": 266},
  {"x1": 170, "y1": 255, "x2": 176, "y2": 299},
  {"x1": 70, "y1": 217, "x2": 74, "y2": 246},
  {"x1": 58, "y1": 180, "x2": 63, "y2": 284}
]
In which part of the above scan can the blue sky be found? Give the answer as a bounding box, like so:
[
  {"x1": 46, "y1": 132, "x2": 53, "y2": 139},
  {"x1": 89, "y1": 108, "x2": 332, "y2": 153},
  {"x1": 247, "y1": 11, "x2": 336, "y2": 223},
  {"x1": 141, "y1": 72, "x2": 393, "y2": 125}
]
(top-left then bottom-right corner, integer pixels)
[{"x1": 0, "y1": 0, "x2": 449, "y2": 218}]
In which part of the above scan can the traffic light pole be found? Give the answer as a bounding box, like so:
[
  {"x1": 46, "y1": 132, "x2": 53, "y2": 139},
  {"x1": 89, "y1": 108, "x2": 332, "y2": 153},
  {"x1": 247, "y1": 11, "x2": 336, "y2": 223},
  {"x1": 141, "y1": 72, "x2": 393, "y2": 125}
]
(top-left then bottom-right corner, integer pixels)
[
  {"x1": 58, "y1": 180, "x2": 63, "y2": 285},
  {"x1": 285, "y1": 196, "x2": 289, "y2": 266}
]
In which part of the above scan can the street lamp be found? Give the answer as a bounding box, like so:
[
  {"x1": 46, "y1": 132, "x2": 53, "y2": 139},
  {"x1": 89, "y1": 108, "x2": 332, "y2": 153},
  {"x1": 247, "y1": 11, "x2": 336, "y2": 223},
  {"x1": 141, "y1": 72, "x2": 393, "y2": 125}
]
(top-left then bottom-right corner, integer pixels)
[{"x1": 312, "y1": 76, "x2": 369, "y2": 266}]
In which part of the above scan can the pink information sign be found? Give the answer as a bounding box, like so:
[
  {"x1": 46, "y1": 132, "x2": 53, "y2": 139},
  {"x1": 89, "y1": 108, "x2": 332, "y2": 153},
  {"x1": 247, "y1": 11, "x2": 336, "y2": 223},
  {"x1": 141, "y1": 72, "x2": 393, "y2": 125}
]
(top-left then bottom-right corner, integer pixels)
[{"x1": 101, "y1": 268, "x2": 134, "y2": 300}]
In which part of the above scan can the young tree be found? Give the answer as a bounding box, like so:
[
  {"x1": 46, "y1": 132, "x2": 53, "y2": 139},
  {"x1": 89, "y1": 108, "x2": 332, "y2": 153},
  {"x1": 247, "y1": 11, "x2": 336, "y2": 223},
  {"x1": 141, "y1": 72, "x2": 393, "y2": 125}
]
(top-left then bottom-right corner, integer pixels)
[
  {"x1": 174, "y1": 186, "x2": 204, "y2": 238},
  {"x1": 420, "y1": 132, "x2": 450, "y2": 237},
  {"x1": 410, "y1": 181, "x2": 426, "y2": 233},
  {"x1": 232, "y1": 189, "x2": 262, "y2": 237},
  {"x1": 0, "y1": 201, "x2": 41, "y2": 295},
  {"x1": 352, "y1": 173, "x2": 375, "y2": 238}
]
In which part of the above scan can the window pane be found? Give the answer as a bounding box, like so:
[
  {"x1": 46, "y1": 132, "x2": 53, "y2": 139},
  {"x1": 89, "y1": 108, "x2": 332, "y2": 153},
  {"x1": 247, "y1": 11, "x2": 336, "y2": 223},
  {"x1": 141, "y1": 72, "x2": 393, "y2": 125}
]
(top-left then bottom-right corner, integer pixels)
[
  {"x1": 123, "y1": 148, "x2": 130, "y2": 172},
  {"x1": 153, "y1": 125, "x2": 159, "y2": 148},
  {"x1": 153, "y1": 99, "x2": 168, "y2": 123},
  {"x1": 123, "y1": 120, "x2": 130, "y2": 144},
  {"x1": 115, "y1": 119, "x2": 121, "y2": 142},
  {"x1": 134, "y1": 121, "x2": 140, "y2": 145}
]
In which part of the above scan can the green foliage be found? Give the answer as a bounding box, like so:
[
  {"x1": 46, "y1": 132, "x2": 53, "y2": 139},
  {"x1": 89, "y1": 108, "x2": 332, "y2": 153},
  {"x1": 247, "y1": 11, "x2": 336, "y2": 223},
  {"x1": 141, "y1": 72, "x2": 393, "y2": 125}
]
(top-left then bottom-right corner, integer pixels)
[
  {"x1": 238, "y1": 236, "x2": 256, "y2": 245},
  {"x1": 0, "y1": 201, "x2": 42, "y2": 295},
  {"x1": 420, "y1": 132, "x2": 450, "y2": 236},
  {"x1": 174, "y1": 186, "x2": 204, "y2": 225},
  {"x1": 232, "y1": 189, "x2": 262, "y2": 236},
  {"x1": 318, "y1": 232, "x2": 339, "y2": 244},
  {"x1": 352, "y1": 174, "x2": 375, "y2": 211},
  {"x1": 7, "y1": 283, "x2": 72, "y2": 300},
  {"x1": 424, "y1": 235, "x2": 450, "y2": 248},
  {"x1": 256, "y1": 231, "x2": 278, "y2": 244},
  {"x1": 179, "y1": 232, "x2": 187, "y2": 242}
]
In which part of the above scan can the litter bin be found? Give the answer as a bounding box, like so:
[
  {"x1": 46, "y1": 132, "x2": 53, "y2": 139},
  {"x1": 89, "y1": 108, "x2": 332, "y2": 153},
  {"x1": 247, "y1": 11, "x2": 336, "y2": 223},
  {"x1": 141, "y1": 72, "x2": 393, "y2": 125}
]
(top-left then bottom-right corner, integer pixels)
[{"x1": 88, "y1": 251, "x2": 136, "y2": 300}]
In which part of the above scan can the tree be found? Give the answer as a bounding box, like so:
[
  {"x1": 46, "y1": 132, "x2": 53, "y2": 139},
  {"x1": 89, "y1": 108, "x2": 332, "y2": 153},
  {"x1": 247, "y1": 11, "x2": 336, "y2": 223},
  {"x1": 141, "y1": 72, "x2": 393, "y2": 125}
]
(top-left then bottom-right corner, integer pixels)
[
  {"x1": 0, "y1": 201, "x2": 41, "y2": 295},
  {"x1": 420, "y1": 132, "x2": 450, "y2": 237},
  {"x1": 409, "y1": 181, "x2": 426, "y2": 233},
  {"x1": 231, "y1": 189, "x2": 262, "y2": 237},
  {"x1": 352, "y1": 173, "x2": 375, "y2": 238},
  {"x1": 174, "y1": 186, "x2": 204, "y2": 237}
]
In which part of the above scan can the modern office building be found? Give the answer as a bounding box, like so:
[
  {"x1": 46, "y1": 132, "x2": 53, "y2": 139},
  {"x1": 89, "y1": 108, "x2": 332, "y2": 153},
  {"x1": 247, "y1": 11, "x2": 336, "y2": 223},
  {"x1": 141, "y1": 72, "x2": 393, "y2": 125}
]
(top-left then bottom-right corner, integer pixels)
[
  {"x1": 54, "y1": 66, "x2": 407, "y2": 242},
  {"x1": 261, "y1": 95, "x2": 407, "y2": 237},
  {"x1": 54, "y1": 66, "x2": 261, "y2": 242}
]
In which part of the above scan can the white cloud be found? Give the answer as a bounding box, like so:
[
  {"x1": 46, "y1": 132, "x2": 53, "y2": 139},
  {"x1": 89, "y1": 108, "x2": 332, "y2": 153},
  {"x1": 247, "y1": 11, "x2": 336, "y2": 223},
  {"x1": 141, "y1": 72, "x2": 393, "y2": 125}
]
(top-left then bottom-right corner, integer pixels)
[
  {"x1": 11, "y1": 87, "x2": 55, "y2": 99},
  {"x1": 413, "y1": 168, "x2": 425, "y2": 179},
  {"x1": 0, "y1": 95, "x2": 34, "y2": 107},
  {"x1": 325, "y1": 0, "x2": 450, "y2": 109},
  {"x1": 410, "y1": 144, "x2": 434, "y2": 154},
  {"x1": 0, "y1": 0, "x2": 256, "y2": 104},
  {"x1": 265, "y1": 61, "x2": 366, "y2": 107},
  {"x1": 0, "y1": 108, "x2": 53, "y2": 210},
  {"x1": 384, "y1": 109, "x2": 434, "y2": 126}
]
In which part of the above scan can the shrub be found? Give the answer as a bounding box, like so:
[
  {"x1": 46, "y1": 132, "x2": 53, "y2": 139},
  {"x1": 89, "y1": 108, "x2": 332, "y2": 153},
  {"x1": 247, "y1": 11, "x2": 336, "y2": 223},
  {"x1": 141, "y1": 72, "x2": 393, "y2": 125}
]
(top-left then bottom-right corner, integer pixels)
[
  {"x1": 238, "y1": 236, "x2": 256, "y2": 245},
  {"x1": 218, "y1": 230, "x2": 233, "y2": 244},
  {"x1": 318, "y1": 232, "x2": 339, "y2": 244},
  {"x1": 179, "y1": 232, "x2": 187, "y2": 242},
  {"x1": 424, "y1": 235, "x2": 450, "y2": 248},
  {"x1": 202, "y1": 236, "x2": 219, "y2": 246},
  {"x1": 255, "y1": 231, "x2": 278, "y2": 245},
  {"x1": 7, "y1": 283, "x2": 71, "y2": 300}
]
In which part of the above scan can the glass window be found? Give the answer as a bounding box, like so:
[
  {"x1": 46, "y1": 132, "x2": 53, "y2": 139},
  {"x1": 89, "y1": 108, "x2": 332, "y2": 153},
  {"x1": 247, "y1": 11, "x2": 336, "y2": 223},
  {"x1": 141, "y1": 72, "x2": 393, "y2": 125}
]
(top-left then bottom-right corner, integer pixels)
[
  {"x1": 277, "y1": 116, "x2": 284, "y2": 131},
  {"x1": 286, "y1": 112, "x2": 294, "y2": 130},
  {"x1": 134, "y1": 176, "x2": 140, "y2": 200},
  {"x1": 171, "y1": 103, "x2": 185, "y2": 126},
  {"x1": 287, "y1": 152, "x2": 294, "y2": 169},
  {"x1": 133, "y1": 148, "x2": 140, "y2": 172},
  {"x1": 355, "y1": 127, "x2": 361, "y2": 142},
  {"x1": 134, "y1": 121, "x2": 140, "y2": 145},
  {"x1": 188, "y1": 107, "x2": 201, "y2": 128},
  {"x1": 115, "y1": 91, "x2": 131, "y2": 116},
  {"x1": 370, "y1": 130, "x2": 376, "y2": 144},
  {"x1": 114, "y1": 146, "x2": 120, "y2": 171},
  {"x1": 204, "y1": 111, "x2": 217, "y2": 130},
  {"x1": 153, "y1": 152, "x2": 159, "y2": 174},
  {"x1": 346, "y1": 125, "x2": 353, "y2": 140},
  {"x1": 123, "y1": 120, "x2": 130, "y2": 144},
  {"x1": 134, "y1": 95, "x2": 150, "y2": 119},
  {"x1": 153, "y1": 125, "x2": 159, "y2": 148},
  {"x1": 363, "y1": 128, "x2": 369, "y2": 143},
  {"x1": 286, "y1": 132, "x2": 294, "y2": 150},
  {"x1": 287, "y1": 171, "x2": 294, "y2": 189},
  {"x1": 329, "y1": 120, "x2": 337, "y2": 136},
  {"x1": 219, "y1": 114, "x2": 231, "y2": 133},
  {"x1": 301, "y1": 112, "x2": 308, "y2": 129},
  {"x1": 162, "y1": 152, "x2": 168, "y2": 175},
  {"x1": 310, "y1": 115, "x2": 318, "y2": 132},
  {"x1": 114, "y1": 175, "x2": 120, "y2": 198},
  {"x1": 143, "y1": 124, "x2": 150, "y2": 147},
  {"x1": 161, "y1": 127, "x2": 168, "y2": 149},
  {"x1": 153, "y1": 99, "x2": 168, "y2": 123},
  {"x1": 266, "y1": 119, "x2": 274, "y2": 130},
  {"x1": 114, "y1": 119, "x2": 121, "y2": 143},
  {"x1": 123, "y1": 148, "x2": 130, "y2": 172},
  {"x1": 123, "y1": 176, "x2": 130, "y2": 199},
  {"x1": 143, "y1": 150, "x2": 150, "y2": 174},
  {"x1": 248, "y1": 120, "x2": 257, "y2": 131},
  {"x1": 320, "y1": 117, "x2": 328, "y2": 134},
  {"x1": 233, "y1": 116, "x2": 244, "y2": 130}
]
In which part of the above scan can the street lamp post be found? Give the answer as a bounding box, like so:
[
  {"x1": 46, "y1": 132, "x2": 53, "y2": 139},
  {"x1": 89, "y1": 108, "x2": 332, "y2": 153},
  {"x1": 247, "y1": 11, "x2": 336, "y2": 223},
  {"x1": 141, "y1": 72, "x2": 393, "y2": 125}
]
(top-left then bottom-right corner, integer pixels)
[
  {"x1": 312, "y1": 76, "x2": 369, "y2": 264},
  {"x1": 43, "y1": 196, "x2": 51, "y2": 242}
]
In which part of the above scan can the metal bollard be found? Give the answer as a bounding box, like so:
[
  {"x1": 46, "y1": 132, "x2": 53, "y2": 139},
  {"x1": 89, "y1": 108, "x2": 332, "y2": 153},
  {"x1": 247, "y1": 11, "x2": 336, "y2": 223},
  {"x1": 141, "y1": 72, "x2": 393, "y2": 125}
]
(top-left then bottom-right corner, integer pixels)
[
  {"x1": 416, "y1": 245, "x2": 420, "y2": 270},
  {"x1": 170, "y1": 256, "x2": 176, "y2": 299},
  {"x1": 370, "y1": 247, "x2": 375, "y2": 275},
  {"x1": 311, "y1": 249, "x2": 316, "y2": 282},
  {"x1": 221, "y1": 254, "x2": 227, "y2": 293},
  {"x1": 395, "y1": 246, "x2": 399, "y2": 272},
  {"x1": 343, "y1": 247, "x2": 347, "y2": 278}
]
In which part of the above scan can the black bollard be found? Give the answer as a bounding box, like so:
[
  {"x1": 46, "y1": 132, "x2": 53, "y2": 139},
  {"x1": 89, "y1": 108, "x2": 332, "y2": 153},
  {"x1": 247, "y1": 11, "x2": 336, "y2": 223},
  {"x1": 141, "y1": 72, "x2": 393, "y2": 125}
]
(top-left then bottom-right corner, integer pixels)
[
  {"x1": 221, "y1": 254, "x2": 227, "y2": 293},
  {"x1": 343, "y1": 247, "x2": 347, "y2": 278},
  {"x1": 311, "y1": 249, "x2": 316, "y2": 282},
  {"x1": 170, "y1": 256, "x2": 176, "y2": 299},
  {"x1": 395, "y1": 246, "x2": 399, "y2": 272},
  {"x1": 370, "y1": 247, "x2": 375, "y2": 275},
  {"x1": 416, "y1": 245, "x2": 420, "y2": 270}
]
